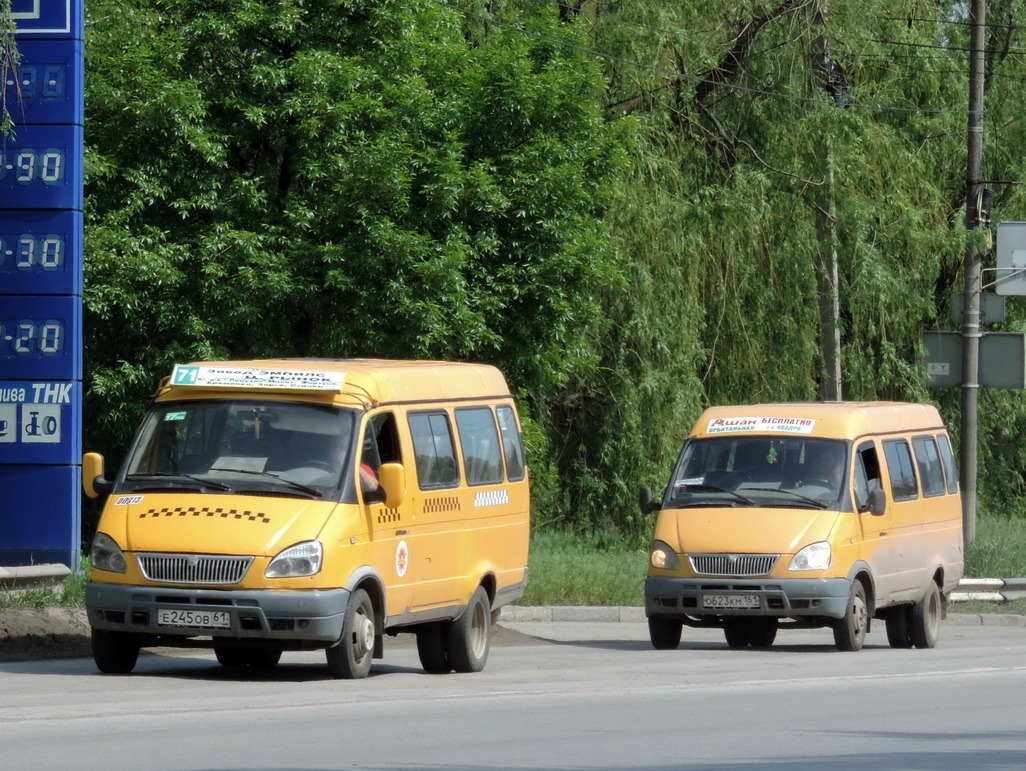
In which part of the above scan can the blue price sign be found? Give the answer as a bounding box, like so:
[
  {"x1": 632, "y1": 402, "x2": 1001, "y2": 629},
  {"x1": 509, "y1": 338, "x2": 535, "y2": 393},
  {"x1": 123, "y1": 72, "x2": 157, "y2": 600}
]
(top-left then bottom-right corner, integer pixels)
[
  {"x1": 0, "y1": 380, "x2": 80, "y2": 464},
  {"x1": 0, "y1": 210, "x2": 82, "y2": 294},
  {"x1": 0, "y1": 295, "x2": 80, "y2": 380},
  {"x1": 10, "y1": 0, "x2": 83, "y2": 38},
  {"x1": 0, "y1": 465, "x2": 80, "y2": 566},
  {"x1": 4, "y1": 40, "x2": 83, "y2": 125},
  {"x1": 0, "y1": 124, "x2": 83, "y2": 209}
]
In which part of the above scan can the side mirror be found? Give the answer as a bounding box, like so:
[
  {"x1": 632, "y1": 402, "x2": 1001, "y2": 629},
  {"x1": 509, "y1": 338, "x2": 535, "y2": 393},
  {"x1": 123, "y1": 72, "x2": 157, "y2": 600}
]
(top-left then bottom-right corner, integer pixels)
[
  {"x1": 639, "y1": 486, "x2": 661, "y2": 515},
  {"x1": 83, "y1": 452, "x2": 114, "y2": 499},
  {"x1": 868, "y1": 486, "x2": 886, "y2": 516},
  {"x1": 377, "y1": 462, "x2": 406, "y2": 509}
]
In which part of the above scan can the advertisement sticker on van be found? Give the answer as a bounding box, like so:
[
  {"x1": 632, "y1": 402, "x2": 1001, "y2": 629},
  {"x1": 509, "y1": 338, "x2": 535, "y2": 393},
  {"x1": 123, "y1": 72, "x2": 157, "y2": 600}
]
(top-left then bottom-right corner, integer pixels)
[
  {"x1": 170, "y1": 365, "x2": 346, "y2": 392},
  {"x1": 706, "y1": 416, "x2": 816, "y2": 434}
]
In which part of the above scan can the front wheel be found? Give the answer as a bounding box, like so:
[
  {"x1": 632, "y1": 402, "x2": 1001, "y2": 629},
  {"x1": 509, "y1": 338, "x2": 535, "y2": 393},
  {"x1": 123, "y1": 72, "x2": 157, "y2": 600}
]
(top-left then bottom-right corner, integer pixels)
[
  {"x1": 92, "y1": 629, "x2": 141, "y2": 674},
  {"x1": 447, "y1": 586, "x2": 491, "y2": 673},
  {"x1": 833, "y1": 581, "x2": 868, "y2": 652},
  {"x1": 648, "y1": 617, "x2": 683, "y2": 650},
  {"x1": 326, "y1": 588, "x2": 375, "y2": 679},
  {"x1": 910, "y1": 582, "x2": 941, "y2": 649}
]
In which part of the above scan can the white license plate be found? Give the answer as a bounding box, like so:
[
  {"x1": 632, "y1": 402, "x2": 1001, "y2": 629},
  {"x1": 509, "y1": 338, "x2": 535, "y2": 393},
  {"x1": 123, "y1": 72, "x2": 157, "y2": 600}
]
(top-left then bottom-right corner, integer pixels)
[
  {"x1": 702, "y1": 594, "x2": 760, "y2": 609},
  {"x1": 157, "y1": 608, "x2": 231, "y2": 629}
]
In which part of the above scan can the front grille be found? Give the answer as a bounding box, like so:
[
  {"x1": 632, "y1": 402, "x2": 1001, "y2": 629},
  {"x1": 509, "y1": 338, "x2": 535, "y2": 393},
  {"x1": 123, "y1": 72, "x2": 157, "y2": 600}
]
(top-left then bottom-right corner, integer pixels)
[
  {"x1": 689, "y1": 553, "x2": 778, "y2": 577},
  {"x1": 138, "y1": 553, "x2": 253, "y2": 585}
]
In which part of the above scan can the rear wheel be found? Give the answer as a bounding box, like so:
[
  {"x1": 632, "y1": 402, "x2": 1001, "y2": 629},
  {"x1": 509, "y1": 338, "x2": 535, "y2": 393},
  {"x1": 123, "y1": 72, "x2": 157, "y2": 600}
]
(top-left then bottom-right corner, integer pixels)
[
  {"x1": 326, "y1": 588, "x2": 375, "y2": 679},
  {"x1": 447, "y1": 586, "x2": 491, "y2": 673},
  {"x1": 723, "y1": 618, "x2": 750, "y2": 648},
  {"x1": 91, "y1": 630, "x2": 141, "y2": 674},
  {"x1": 214, "y1": 644, "x2": 283, "y2": 669},
  {"x1": 416, "y1": 622, "x2": 453, "y2": 674},
  {"x1": 910, "y1": 582, "x2": 941, "y2": 649},
  {"x1": 833, "y1": 581, "x2": 868, "y2": 652},
  {"x1": 747, "y1": 618, "x2": 777, "y2": 648},
  {"x1": 884, "y1": 606, "x2": 913, "y2": 649},
  {"x1": 648, "y1": 617, "x2": 683, "y2": 650}
]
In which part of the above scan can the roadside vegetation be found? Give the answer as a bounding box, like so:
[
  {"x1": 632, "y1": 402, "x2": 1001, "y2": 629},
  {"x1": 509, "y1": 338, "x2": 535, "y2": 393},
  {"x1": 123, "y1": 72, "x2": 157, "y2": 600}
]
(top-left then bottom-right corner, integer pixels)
[{"x1": 6, "y1": 515, "x2": 1023, "y2": 612}]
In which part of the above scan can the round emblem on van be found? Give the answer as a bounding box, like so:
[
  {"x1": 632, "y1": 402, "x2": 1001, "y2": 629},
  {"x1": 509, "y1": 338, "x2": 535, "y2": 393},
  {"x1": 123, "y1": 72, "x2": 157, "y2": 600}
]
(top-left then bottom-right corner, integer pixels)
[{"x1": 395, "y1": 540, "x2": 408, "y2": 578}]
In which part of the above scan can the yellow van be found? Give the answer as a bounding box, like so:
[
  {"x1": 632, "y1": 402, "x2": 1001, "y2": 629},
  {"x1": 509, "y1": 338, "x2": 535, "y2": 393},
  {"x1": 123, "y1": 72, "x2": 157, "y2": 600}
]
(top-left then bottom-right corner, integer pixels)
[
  {"x1": 83, "y1": 359, "x2": 530, "y2": 678},
  {"x1": 642, "y1": 402, "x2": 964, "y2": 652}
]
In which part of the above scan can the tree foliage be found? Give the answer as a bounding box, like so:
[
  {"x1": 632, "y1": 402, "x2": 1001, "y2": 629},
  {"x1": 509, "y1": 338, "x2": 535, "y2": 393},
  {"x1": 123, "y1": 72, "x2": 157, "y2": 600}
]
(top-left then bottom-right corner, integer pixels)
[{"x1": 81, "y1": 0, "x2": 1026, "y2": 538}]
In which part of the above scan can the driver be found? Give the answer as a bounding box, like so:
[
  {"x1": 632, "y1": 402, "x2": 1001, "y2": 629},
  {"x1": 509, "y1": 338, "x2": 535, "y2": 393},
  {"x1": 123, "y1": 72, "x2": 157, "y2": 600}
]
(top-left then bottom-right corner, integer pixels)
[{"x1": 797, "y1": 444, "x2": 845, "y2": 492}]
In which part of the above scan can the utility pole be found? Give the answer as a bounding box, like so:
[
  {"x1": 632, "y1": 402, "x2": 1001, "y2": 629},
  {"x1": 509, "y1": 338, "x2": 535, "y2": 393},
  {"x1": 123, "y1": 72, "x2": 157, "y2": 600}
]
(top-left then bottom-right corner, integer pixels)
[
  {"x1": 811, "y1": 26, "x2": 847, "y2": 403},
  {"x1": 962, "y1": 0, "x2": 986, "y2": 548}
]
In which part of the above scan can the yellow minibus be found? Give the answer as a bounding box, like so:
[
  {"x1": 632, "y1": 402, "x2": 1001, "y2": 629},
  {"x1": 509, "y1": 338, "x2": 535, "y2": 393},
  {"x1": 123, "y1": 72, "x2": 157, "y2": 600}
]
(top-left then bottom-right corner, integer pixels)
[
  {"x1": 642, "y1": 402, "x2": 963, "y2": 651},
  {"x1": 83, "y1": 359, "x2": 530, "y2": 677}
]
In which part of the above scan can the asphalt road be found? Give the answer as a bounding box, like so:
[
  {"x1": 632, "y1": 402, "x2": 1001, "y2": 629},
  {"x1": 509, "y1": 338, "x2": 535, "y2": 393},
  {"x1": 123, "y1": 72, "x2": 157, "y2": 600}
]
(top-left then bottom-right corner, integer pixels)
[{"x1": 1, "y1": 616, "x2": 1024, "y2": 769}]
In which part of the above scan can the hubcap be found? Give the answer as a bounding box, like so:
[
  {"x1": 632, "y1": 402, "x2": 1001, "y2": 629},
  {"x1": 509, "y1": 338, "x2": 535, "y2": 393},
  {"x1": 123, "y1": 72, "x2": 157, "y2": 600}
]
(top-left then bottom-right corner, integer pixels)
[{"x1": 355, "y1": 611, "x2": 374, "y2": 656}]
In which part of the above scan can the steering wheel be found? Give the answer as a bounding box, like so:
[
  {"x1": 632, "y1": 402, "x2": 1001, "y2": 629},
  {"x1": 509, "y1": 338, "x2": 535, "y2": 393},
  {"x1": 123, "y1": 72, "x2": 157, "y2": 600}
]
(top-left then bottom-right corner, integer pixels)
[
  {"x1": 802, "y1": 478, "x2": 832, "y2": 489},
  {"x1": 302, "y1": 461, "x2": 334, "y2": 472}
]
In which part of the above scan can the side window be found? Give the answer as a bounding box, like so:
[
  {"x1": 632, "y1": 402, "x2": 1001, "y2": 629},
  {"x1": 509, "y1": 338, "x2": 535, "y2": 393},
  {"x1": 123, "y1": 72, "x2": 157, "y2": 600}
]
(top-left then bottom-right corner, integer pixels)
[
  {"x1": 455, "y1": 407, "x2": 504, "y2": 485},
  {"x1": 912, "y1": 435, "x2": 945, "y2": 497},
  {"x1": 496, "y1": 405, "x2": 526, "y2": 482},
  {"x1": 883, "y1": 439, "x2": 919, "y2": 501},
  {"x1": 937, "y1": 433, "x2": 960, "y2": 494},
  {"x1": 853, "y1": 441, "x2": 882, "y2": 511},
  {"x1": 408, "y1": 412, "x2": 459, "y2": 489}
]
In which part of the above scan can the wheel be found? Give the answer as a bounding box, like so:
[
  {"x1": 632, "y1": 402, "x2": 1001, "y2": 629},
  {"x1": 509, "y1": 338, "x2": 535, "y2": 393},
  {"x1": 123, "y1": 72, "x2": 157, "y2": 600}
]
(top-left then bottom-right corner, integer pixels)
[
  {"x1": 447, "y1": 586, "x2": 491, "y2": 673},
  {"x1": 747, "y1": 618, "x2": 777, "y2": 648},
  {"x1": 91, "y1": 629, "x2": 141, "y2": 674},
  {"x1": 910, "y1": 582, "x2": 941, "y2": 649},
  {"x1": 833, "y1": 581, "x2": 868, "y2": 652},
  {"x1": 215, "y1": 644, "x2": 283, "y2": 669},
  {"x1": 884, "y1": 605, "x2": 913, "y2": 649},
  {"x1": 723, "y1": 618, "x2": 750, "y2": 648},
  {"x1": 326, "y1": 588, "x2": 375, "y2": 679},
  {"x1": 648, "y1": 617, "x2": 683, "y2": 650},
  {"x1": 416, "y1": 622, "x2": 453, "y2": 673}
]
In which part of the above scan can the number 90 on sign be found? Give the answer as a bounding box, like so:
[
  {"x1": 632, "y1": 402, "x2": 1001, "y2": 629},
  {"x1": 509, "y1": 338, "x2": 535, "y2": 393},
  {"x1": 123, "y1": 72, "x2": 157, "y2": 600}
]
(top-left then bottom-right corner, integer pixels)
[
  {"x1": 0, "y1": 149, "x2": 65, "y2": 185},
  {"x1": 0, "y1": 320, "x2": 64, "y2": 356}
]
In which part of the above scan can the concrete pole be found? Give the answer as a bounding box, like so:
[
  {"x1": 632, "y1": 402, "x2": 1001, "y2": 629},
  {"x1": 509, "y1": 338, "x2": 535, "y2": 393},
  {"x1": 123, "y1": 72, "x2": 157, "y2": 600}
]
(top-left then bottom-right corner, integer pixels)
[{"x1": 961, "y1": 0, "x2": 986, "y2": 548}]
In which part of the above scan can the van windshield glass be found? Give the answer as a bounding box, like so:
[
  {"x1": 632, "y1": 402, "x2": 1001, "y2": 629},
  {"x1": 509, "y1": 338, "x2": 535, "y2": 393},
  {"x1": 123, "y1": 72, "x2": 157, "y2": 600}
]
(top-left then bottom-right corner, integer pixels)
[
  {"x1": 669, "y1": 436, "x2": 848, "y2": 509},
  {"x1": 122, "y1": 400, "x2": 356, "y2": 498}
]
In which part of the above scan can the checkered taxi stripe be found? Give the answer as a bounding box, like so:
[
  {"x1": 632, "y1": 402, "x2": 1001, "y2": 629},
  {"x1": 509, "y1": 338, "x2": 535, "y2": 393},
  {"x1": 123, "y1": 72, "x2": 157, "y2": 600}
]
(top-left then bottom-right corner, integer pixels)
[
  {"x1": 139, "y1": 507, "x2": 271, "y2": 524},
  {"x1": 474, "y1": 489, "x2": 509, "y2": 508},
  {"x1": 377, "y1": 508, "x2": 401, "y2": 524},
  {"x1": 423, "y1": 496, "x2": 461, "y2": 514}
]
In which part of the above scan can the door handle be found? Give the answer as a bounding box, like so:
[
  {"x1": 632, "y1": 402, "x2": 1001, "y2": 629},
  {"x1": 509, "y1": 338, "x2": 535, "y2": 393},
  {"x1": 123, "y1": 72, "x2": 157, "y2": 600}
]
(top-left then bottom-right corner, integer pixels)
[{"x1": 396, "y1": 529, "x2": 408, "y2": 536}]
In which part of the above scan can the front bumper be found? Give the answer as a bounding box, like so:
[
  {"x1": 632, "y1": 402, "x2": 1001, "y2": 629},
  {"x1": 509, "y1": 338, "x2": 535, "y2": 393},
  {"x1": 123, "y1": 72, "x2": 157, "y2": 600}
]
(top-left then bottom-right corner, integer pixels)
[
  {"x1": 645, "y1": 575, "x2": 853, "y2": 621},
  {"x1": 86, "y1": 582, "x2": 349, "y2": 643}
]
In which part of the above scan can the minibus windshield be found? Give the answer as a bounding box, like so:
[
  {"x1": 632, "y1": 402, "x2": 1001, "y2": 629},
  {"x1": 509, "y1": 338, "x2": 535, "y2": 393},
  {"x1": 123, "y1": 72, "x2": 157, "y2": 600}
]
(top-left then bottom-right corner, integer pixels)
[
  {"x1": 669, "y1": 435, "x2": 848, "y2": 509},
  {"x1": 121, "y1": 399, "x2": 356, "y2": 498}
]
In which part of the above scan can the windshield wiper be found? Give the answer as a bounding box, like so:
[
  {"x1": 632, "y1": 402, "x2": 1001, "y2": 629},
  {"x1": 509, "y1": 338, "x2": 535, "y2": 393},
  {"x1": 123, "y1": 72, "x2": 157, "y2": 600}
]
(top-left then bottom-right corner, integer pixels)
[
  {"x1": 125, "y1": 472, "x2": 231, "y2": 491},
  {"x1": 745, "y1": 487, "x2": 828, "y2": 509},
  {"x1": 672, "y1": 483, "x2": 754, "y2": 506},
  {"x1": 209, "y1": 467, "x2": 323, "y2": 498}
]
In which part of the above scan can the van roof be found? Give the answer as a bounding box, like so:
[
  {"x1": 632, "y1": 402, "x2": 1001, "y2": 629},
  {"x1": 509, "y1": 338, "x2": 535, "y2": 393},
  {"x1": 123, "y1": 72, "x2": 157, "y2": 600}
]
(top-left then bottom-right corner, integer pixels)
[
  {"x1": 157, "y1": 359, "x2": 512, "y2": 409},
  {"x1": 693, "y1": 401, "x2": 946, "y2": 440}
]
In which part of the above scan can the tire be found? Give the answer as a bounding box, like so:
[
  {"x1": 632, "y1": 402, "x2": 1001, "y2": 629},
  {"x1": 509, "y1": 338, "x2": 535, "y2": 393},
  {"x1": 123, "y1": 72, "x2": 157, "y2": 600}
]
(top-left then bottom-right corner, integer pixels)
[
  {"x1": 416, "y1": 622, "x2": 453, "y2": 673},
  {"x1": 648, "y1": 617, "x2": 683, "y2": 650},
  {"x1": 447, "y1": 586, "x2": 491, "y2": 673},
  {"x1": 91, "y1": 629, "x2": 141, "y2": 674},
  {"x1": 910, "y1": 582, "x2": 941, "y2": 649},
  {"x1": 326, "y1": 588, "x2": 375, "y2": 679},
  {"x1": 833, "y1": 581, "x2": 869, "y2": 652},
  {"x1": 884, "y1": 605, "x2": 913, "y2": 649},
  {"x1": 723, "y1": 618, "x2": 750, "y2": 648},
  {"x1": 748, "y1": 618, "x2": 777, "y2": 648},
  {"x1": 215, "y1": 644, "x2": 283, "y2": 669}
]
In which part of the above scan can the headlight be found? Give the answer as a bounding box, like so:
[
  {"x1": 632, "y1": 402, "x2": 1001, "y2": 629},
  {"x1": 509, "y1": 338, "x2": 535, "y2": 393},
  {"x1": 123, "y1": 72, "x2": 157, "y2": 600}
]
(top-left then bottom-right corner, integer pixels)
[
  {"x1": 265, "y1": 541, "x2": 323, "y2": 578},
  {"x1": 649, "y1": 540, "x2": 681, "y2": 571},
  {"x1": 789, "y1": 541, "x2": 831, "y2": 571},
  {"x1": 91, "y1": 532, "x2": 127, "y2": 574}
]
